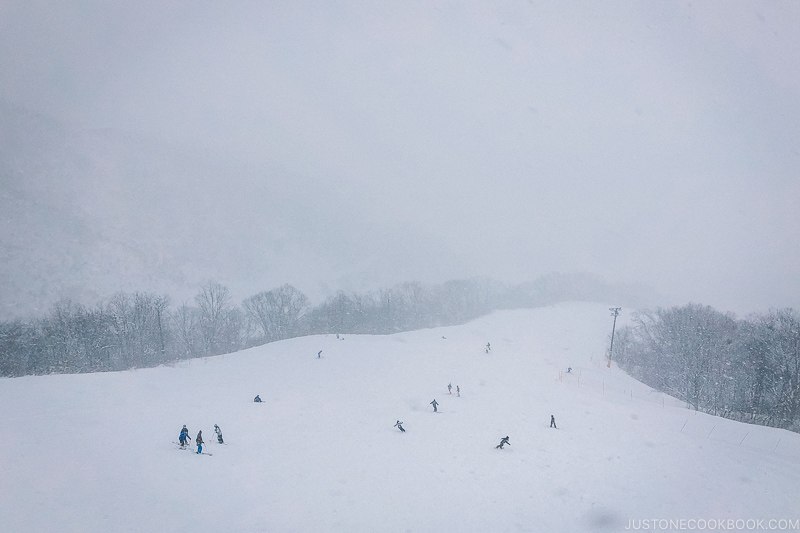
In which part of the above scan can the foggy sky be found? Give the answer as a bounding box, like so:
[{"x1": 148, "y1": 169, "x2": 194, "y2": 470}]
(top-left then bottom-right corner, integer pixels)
[{"x1": 1, "y1": 1, "x2": 799, "y2": 314}]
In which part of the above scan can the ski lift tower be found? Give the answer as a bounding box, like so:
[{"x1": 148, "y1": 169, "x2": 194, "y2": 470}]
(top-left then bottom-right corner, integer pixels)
[{"x1": 607, "y1": 307, "x2": 622, "y2": 368}]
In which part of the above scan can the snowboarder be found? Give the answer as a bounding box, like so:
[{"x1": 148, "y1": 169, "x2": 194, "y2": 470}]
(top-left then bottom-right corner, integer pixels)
[
  {"x1": 456, "y1": 385, "x2": 460, "y2": 397},
  {"x1": 448, "y1": 383, "x2": 452, "y2": 395},
  {"x1": 430, "y1": 399, "x2": 439, "y2": 412},
  {"x1": 196, "y1": 430, "x2": 204, "y2": 454},
  {"x1": 254, "y1": 395, "x2": 262, "y2": 403},
  {"x1": 178, "y1": 425, "x2": 190, "y2": 447},
  {"x1": 550, "y1": 415, "x2": 557, "y2": 429},
  {"x1": 214, "y1": 424, "x2": 224, "y2": 444},
  {"x1": 496, "y1": 436, "x2": 510, "y2": 449},
  {"x1": 485, "y1": 342, "x2": 491, "y2": 353},
  {"x1": 317, "y1": 350, "x2": 322, "y2": 359},
  {"x1": 394, "y1": 420, "x2": 405, "y2": 432}
]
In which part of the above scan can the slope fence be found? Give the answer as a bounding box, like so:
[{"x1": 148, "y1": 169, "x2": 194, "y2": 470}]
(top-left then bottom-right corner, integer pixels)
[{"x1": 556, "y1": 367, "x2": 800, "y2": 461}]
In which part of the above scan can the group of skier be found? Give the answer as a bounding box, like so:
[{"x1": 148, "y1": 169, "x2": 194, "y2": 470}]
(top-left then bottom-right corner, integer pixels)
[
  {"x1": 397, "y1": 392, "x2": 557, "y2": 447},
  {"x1": 183, "y1": 339, "x2": 558, "y2": 455},
  {"x1": 393, "y1": 341, "x2": 560, "y2": 449},
  {"x1": 178, "y1": 424, "x2": 224, "y2": 454},
  {"x1": 447, "y1": 383, "x2": 461, "y2": 396},
  {"x1": 491, "y1": 416, "x2": 556, "y2": 449}
]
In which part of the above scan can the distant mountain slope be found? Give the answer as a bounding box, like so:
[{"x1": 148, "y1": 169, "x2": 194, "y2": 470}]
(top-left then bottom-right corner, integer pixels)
[
  {"x1": 1, "y1": 103, "x2": 225, "y2": 315},
  {"x1": 1, "y1": 102, "x2": 463, "y2": 318},
  {"x1": 2, "y1": 103, "x2": 659, "y2": 320}
]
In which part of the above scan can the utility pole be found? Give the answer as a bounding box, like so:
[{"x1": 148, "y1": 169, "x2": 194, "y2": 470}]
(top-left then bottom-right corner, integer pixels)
[{"x1": 608, "y1": 307, "x2": 622, "y2": 368}]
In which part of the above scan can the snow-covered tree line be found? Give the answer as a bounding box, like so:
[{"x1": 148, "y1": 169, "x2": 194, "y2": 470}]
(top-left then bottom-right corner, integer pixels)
[
  {"x1": 614, "y1": 304, "x2": 800, "y2": 432},
  {"x1": 0, "y1": 278, "x2": 502, "y2": 376}
]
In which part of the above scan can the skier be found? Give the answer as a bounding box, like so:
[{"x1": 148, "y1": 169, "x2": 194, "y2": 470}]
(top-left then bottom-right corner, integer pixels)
[
  {"x1": 317, "y1": 350, "x2": 322, "y2": 359},
  {"x1": 214, "y1": 424, "x2": 224, "y2": 444},
  {"x1": 496, "y1": 436, "x2": 510, "y2": 449},
  {"x1": 196, "y1": 430, "x2": 205, "y2": 454},
  {"x1": 567, "y1": 367, "x2": 572, "y2": 374},
  {"x1": 456, "y1": 385, "x2": 461, "y2": 397},
  {"x1": 178, "y1": 425, "x2": 190, "y2": 447},
  {"x1": 430, "y1": 399, "x2": 439, "y2": 412},
  {"x1": 485, "y1": 342, "x2": 491, "y2": 353},
  {"x1": 550, "y1": 415, "x2": 557, "y2": 429},
  {"x1": 448, "y1": 383, "x2": 452, "y2": 395},
  {"x1": 254, "y1": 395, "x2": 262, "y2": 403},
  {"x1": 394, "y1": 420, "x2": 405, "y2": 432}
]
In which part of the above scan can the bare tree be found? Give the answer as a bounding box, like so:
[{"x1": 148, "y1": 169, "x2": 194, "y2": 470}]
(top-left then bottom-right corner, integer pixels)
[
  {"x1": 195, "y1": 282, "x2": 232, "y2": 355},
  {"x1": 615, "y1": 304, "x2": 800, "y2": 431},
  {"x1": 0, "y1": 320, "x2": 39, "y2": 376},
  {"x1": 761, "y1": 309, "x2": 800, "y2": 428},
  {"x1": 243, "y1": 284, "x2": 309, "y2": 342},
  {"x1": 171, "y1": 303, "x2": 200, "y2": 359}
]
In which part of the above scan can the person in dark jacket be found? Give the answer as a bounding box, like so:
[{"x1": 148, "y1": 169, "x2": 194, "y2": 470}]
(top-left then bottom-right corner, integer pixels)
[
  {"x1": 214, "y1": 424, "x2": 224, "y2": 444},
  {"x1": 254, "y1": 395, "x2": 262, "y2": 403},
  {"x1": 430, "y1": 399, "x2": 439, "y2": 412},
  {"x1": 496, "y1": 436, "x2": 510, "y2": 449},
  {"x1": 550, "y1": 415, "x2": 557, "y2": 429},
  {"x1": 394, "y1": 420, "x2": 405, "y2": 432},
  {"x1": 196, "y1": 430, "x2": 204, "y2": 454}
]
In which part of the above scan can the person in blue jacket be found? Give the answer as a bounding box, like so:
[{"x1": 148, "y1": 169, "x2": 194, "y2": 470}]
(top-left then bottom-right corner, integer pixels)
[{"x1": 178, "y1": 425, "x2": 190, "y2": 447}]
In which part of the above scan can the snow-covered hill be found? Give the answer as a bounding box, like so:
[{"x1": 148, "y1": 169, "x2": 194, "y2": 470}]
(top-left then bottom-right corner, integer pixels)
[{"x1": 2, "y1": 302, "x2": 798, "y2": 532}]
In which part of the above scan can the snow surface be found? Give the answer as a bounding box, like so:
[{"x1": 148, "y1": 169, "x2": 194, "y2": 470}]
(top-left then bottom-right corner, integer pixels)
[{"x1": 2, "y1": 302, "x2": 798, "y2": 532}]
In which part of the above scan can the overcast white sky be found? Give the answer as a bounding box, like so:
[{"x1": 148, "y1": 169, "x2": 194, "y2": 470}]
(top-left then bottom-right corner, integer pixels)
[{"x1": 1, "y1": 1, "x2": 798, "y2": 314}]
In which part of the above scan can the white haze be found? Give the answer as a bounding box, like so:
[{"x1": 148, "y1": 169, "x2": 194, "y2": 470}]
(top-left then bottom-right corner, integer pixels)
[{"x1": 1, "y1": 1, "x2": 799, "y2": 315}]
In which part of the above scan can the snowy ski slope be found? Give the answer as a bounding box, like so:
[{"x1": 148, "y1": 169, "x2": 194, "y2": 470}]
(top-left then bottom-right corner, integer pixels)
[{"x1": 2, "y1": 302, "x2": 798, "y2": 532}]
